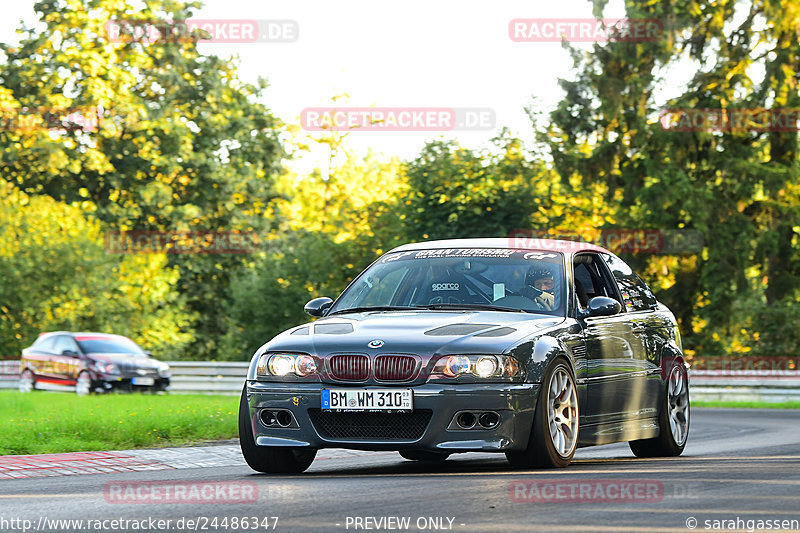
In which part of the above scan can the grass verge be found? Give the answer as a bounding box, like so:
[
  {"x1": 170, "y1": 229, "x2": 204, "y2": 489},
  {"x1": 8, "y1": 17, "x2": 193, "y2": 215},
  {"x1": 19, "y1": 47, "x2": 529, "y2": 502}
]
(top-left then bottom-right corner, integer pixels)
[
  {"x1": 0, "y1": 391, "x2": 238, "y2": 455},
  {"x1": 694, "y1": 400, "x2": 800, "y2": 409}
]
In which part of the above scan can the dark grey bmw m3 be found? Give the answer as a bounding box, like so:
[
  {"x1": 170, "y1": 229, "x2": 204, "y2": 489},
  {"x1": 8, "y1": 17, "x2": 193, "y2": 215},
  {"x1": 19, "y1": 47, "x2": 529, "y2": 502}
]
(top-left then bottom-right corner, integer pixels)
[{"x1": 238, "y1": 238, "x2": 690, "y2": 473}]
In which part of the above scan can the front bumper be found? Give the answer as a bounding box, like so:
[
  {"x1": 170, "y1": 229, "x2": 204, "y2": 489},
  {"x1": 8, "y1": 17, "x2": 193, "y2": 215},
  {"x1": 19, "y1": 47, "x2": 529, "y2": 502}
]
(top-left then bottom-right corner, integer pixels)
[
  {"x1": 244, "y1": 380, "x2": 539, "y2": 452},
  {"x1": 92, "y1": 375, "x2": 170, "y2": 391}
]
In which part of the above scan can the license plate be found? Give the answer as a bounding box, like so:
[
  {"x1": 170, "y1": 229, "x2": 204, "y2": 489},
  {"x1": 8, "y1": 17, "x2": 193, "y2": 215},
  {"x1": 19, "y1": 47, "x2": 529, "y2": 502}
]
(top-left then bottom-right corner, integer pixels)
[
  {"x1": 132, "y1": 377, "x2": 155, "y2": 386},
  {"x1": 322, "y1": 389, "x2": 413, "y2": 411}
]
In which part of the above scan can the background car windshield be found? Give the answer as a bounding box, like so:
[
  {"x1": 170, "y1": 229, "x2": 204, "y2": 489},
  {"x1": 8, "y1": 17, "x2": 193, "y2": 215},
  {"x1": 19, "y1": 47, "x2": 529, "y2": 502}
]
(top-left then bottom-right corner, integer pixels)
[
  {"x1": 331, "y1": 249, "x2": 565, "y2": 315},
  {"x1": 76, "y1": 337, "x2": 145, "y2": 355}
]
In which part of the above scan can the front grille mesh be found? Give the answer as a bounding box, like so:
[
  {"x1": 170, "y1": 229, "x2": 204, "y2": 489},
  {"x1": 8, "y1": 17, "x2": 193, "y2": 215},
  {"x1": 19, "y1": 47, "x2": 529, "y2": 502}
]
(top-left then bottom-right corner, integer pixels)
[
  {"x1": 329, "y1": 354, "x2": 369, "y2": 381},
  {"x1": 374, "y1": 355, "x2": 416, "y2": 381},
  {"x1": 308, "y1": 409, "x2": 433, "y2": 440}
]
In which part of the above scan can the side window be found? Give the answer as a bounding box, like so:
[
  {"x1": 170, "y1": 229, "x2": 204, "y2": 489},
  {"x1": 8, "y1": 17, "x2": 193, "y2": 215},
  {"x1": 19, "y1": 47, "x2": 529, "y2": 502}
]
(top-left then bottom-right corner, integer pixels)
[
  {"x1": 34, "y1": 336, "x2": 57, "y2": 354},
  {"x1": 573, "y1": 263, "x2": 595, "y2": 307},
  {"x1": 601, "y1": 254, "x2": 658, "y2": 312},
  {"x1": 573, "y1": 254, "x2": 621, "y2": 309},
  {"x1": 52, "y1": 335, "x2": 80, "y2": 355}
]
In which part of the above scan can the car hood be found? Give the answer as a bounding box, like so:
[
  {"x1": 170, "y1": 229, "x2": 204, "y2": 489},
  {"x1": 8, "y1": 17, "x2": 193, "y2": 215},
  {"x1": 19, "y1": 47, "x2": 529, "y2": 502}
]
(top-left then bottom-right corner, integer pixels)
[{"x1": 265, "y1": 310, "x2": 564, "y2": 356}]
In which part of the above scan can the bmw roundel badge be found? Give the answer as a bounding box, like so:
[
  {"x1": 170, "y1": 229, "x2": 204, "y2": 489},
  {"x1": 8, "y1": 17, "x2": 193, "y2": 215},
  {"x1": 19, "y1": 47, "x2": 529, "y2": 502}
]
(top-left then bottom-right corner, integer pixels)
[{"x1": 368, "y1": 339, "x2": 384, "y2": 348}]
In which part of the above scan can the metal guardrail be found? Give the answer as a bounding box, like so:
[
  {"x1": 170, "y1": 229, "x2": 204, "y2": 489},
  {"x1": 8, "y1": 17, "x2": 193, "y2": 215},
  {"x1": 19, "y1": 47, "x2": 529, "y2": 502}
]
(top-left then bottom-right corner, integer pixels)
[
  {"x1": 0, "y1": 361, "x2": 20, "y2": 390},
  {"x1": 1, "y1": 360, "x2": 798, "y2": 402},
  {"x1": 166, "y1": 361, "x2": 248, "y2": 395},
  {"x1": 688, "y1": 369, "x2": 800, "y2": 403}
]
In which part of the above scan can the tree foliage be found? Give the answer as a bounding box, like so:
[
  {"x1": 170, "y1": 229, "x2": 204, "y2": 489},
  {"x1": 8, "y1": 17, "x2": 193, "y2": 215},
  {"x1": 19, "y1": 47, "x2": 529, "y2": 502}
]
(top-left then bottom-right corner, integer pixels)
[
  {"x1": 401, "y1": 133, "x2": 613, "y2": 241},
  {"x1": 2, "y1": 0, "x2": 797, "y2": 360},
  {"x1": 0, "y1": 181, "x2": 192, "y2": 357},
  {"x1": 544, "y1": 0, "x2": 800, "y2": 354},
  {"x1": 0, "y1": 0, "x2": 284, "y2": 358}
]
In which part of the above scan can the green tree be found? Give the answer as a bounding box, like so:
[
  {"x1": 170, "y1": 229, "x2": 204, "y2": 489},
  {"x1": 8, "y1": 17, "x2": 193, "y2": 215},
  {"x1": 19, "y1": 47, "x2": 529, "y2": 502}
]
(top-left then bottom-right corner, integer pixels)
[
  {"x1": 543, "y1": 0, "x2": 800, "y2": 354},
  {"x1": 0, "y1": 0, "x2": 284, "y2": 358},
  {"x1": 401, "y1": 133, "x2": 610, "y2": 241},
  {"x1": 0, "y1": 181, "x2": 193, "y2": 357},
  {"x1": 220, "y1": 133, "x2": 406, "y2": 359}
]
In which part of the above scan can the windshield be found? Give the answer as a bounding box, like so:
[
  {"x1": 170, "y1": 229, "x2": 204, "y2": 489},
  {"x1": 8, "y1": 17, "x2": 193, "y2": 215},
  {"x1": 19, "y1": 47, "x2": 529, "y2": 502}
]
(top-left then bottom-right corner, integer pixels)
[
  {"x1": 76, "y1": 337, "x2": 145, "y2": 356},
  {"x1": 329, "y1": 248, "x2": 565, "y2": 316}
]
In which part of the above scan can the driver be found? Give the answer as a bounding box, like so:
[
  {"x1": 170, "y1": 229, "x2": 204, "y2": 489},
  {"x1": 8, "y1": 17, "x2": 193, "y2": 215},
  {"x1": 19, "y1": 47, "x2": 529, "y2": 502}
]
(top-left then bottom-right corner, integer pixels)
[{"x1": 521, "y1": 266, "x2": 557, "y2": 311}]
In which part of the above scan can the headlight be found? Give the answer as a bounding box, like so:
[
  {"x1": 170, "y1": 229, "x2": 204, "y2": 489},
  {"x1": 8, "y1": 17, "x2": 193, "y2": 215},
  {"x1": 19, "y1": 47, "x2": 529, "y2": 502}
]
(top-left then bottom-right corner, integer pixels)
[
  {"x1": 475, "y1": 356, "x2": 499, "y2": 378},
  {"x1": 156, "y1": 362, "x2": 171, "y2": 377},
  {"x1": 432, "y1": 355, "x2": 521, "y2": 379},
  {"x1": 257, "y1": 353, "x2": 319, "y2": 378},
  {"x1": 443, "y1": 355, "x2": 470, "y2": 377},
  {"x1": 295, "y1": 355, "x2": 317, "y2": 376},
  {"x1": 92, "y1": 361, "x2": 117, "y2": 374},
  {"x1": 268, "y1": 355, "x2": 295, "y2": 376}
]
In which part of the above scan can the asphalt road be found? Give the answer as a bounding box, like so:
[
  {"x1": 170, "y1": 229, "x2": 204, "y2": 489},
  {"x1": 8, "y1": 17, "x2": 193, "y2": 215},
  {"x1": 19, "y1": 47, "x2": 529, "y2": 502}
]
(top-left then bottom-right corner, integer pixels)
[{"x1": 2, "y1": 408, "x2": 799, "y2": 533}]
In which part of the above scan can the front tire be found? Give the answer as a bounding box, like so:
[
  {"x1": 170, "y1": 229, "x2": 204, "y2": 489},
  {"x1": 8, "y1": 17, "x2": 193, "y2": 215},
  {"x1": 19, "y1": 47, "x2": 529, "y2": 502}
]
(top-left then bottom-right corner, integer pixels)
[
  {"x1": 507, "y1": 359, "x2": 579, "y2": 469},
  {"x1": 629, "y1": 364, "x2": 689, "y2": 458},
  {"x1": 75, "y1": 371, "x2": 92, "y2": 396},
  {"x1": 399, "y1": 450, "x2": 450, "y2": 462},
  {"x1": 238, "y1": 386, "x2": 316, "y2": 473}
]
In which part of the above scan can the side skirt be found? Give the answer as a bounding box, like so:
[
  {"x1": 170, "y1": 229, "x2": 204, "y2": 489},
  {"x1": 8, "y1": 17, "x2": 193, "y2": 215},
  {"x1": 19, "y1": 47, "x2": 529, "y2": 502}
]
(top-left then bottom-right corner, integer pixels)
[{"x1": 577, "y1": 417, "x2": 660, "y2": 448}]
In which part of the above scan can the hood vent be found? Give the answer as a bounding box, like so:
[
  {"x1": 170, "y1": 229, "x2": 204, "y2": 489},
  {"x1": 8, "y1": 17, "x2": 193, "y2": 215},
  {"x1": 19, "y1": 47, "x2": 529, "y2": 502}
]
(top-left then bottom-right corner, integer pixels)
[
  {"x1": 315, "y1": 323, "x2": 354, "y2": 335},
  {"x1": 475, "y1": 327, "x2": 517, "y2": 337},
  {"x1": 424, "y1": 323, "x2": 497, "y2": 336}
]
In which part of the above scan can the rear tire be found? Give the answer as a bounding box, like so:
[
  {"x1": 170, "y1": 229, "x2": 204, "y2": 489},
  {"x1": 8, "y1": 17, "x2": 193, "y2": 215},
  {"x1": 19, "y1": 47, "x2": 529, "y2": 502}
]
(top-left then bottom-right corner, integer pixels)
[
  {"x1": 506, "y1": 359, "x2": 578, "y2": 469},
  {"x1": 629, "y1": 364, "x2": 689, "y2": 458},
  {"x1": 399, "y1": 450, "x2": 450, "y2": 462},
  {"x1": 238, "y1": 386, "x2": 316, "y2": 473},
  {"x1": 19, "y1": 369, "x2": 35, "y2": 393}
]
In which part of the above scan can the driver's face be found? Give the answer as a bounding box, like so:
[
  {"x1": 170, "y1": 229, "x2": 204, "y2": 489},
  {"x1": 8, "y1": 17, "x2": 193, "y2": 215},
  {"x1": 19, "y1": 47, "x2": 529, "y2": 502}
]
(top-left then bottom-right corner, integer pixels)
[{"x1": 534, "y1": 277, "x2": 554, "y2": 291}]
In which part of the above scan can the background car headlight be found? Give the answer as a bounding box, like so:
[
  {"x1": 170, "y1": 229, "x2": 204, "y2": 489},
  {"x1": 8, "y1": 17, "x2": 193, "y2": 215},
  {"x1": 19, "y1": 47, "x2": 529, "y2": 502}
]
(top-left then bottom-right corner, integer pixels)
[
  {"x1": 432, "y1": 354, "x2": 521, "y2": 379},
  {"x1": 91, "y1": 361, "x2": 117, "y2": 374},
  {"x1": 257, "y1": 353, "x2": 319, "y2": 378},
  {"x1": 156, "y1": 362, "x2": 171, "y2": 377}
]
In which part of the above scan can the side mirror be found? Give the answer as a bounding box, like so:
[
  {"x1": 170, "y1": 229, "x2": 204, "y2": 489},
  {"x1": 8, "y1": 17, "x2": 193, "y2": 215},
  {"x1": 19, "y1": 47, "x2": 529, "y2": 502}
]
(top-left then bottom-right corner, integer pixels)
[
  {"x1": 62, "y1": 349, "x2": 78, "y2": 357},
  {"x1": 143, "y1": 351, "x2": 153, "y2": 357},
  {"x1": 586, "y1": 296, "x2": 622, "y2": 318},
  {"x1": 304, "y1": 297, "x2": 333, "y2": 317}
]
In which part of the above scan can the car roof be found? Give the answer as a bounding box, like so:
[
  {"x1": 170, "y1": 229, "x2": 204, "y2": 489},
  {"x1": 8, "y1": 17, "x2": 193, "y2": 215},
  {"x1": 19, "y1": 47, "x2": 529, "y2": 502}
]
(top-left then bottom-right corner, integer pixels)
[
  {"x1": 388, "y1": 237, "x2": 608, "y2": 256},
  {"x1": 37, "y1": 331, "x2": 131, "y2": 340}
]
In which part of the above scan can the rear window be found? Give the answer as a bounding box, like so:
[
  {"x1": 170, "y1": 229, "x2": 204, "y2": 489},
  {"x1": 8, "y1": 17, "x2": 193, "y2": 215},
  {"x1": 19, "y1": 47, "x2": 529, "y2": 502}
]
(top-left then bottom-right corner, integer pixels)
[{"x1": 601, "y1": 253, "x2": 658, "y2": 312}]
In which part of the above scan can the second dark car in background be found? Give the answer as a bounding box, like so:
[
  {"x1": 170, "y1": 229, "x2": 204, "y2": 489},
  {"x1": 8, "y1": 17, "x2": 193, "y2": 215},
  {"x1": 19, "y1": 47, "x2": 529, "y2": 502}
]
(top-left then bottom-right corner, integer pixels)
[{"x1": 19, "y1": 332, "x2": 170, "y2": 395}]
